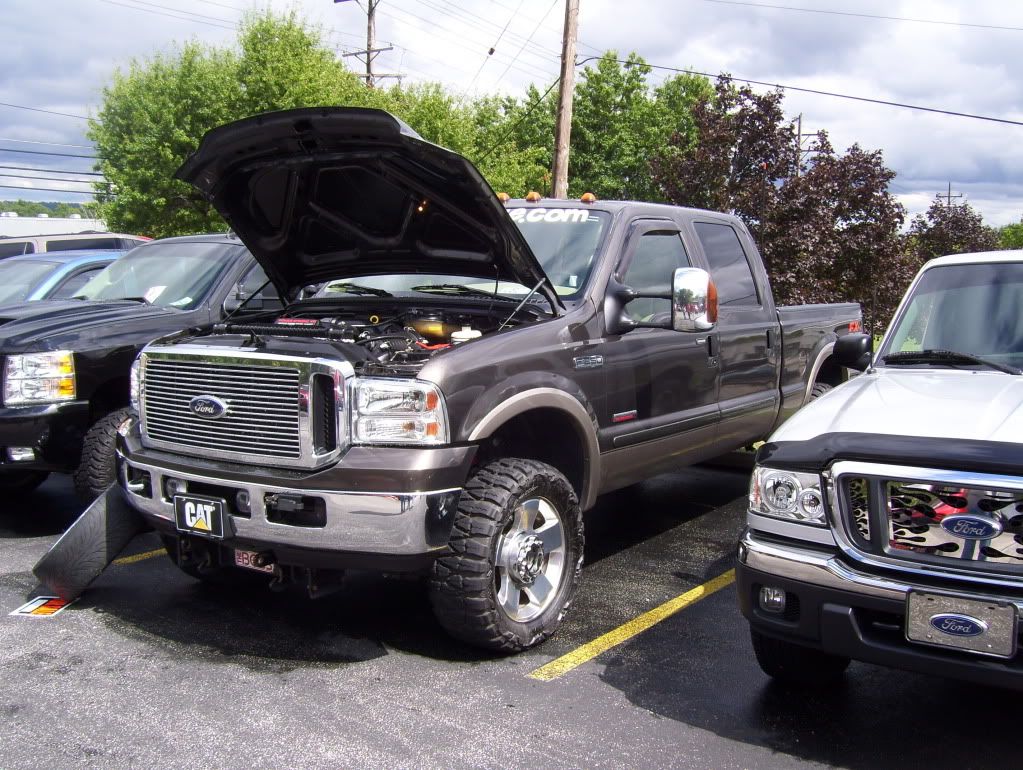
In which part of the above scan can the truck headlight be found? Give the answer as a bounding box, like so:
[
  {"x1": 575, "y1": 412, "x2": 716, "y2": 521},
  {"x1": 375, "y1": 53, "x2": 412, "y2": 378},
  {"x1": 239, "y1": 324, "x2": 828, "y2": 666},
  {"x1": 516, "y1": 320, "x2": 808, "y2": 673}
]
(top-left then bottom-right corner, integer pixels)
[
  {"x1": 4, "y1": 351, "x2": 76, "y2": 405},
  {"x1": 129, "y1": 356, "x2": 141, "y2": 413},
  {"x1": 749, "y1": 465, "x2": 827, "y2": 526},
  {"x1": 351, "y1": 378, "x2": 449, "y2": 445}
]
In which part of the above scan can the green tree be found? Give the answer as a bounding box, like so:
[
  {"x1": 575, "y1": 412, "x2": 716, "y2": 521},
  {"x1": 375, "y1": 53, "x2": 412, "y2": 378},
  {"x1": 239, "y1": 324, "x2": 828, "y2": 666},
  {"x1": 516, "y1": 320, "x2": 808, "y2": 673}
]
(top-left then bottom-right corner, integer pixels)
[
  {"x1": 652, "y1": 76, "x2": 907, "y2": 330},
  {"x1": 998, "y1": 219, "x2": 1023, "y2": 249},
  {"x1": 909, "y1": 195, "x2": 999, "y2": 262},
  {"x1": 89, "y1": 12, "x2": 369, "y2": 237}
]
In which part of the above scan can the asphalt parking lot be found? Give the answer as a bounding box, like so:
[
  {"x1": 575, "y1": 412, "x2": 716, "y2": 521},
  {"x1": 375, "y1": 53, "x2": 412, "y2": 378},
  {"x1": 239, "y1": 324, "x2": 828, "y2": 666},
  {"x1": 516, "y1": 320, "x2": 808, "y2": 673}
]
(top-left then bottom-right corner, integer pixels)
[{"x1": 0, "y1": 465, "x2": 1018, "y2": 769}]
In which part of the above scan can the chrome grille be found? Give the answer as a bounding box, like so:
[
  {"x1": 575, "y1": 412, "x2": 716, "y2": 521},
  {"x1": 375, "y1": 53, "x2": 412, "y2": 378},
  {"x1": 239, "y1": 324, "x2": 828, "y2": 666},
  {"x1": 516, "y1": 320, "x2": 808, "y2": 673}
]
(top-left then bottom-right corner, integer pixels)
[
  {"x1": 833, "y1": 461, "x2": 1023, "y2": 579},
  {"x1": 142, "y1": 358, "x2": 301, "y2": 459}
]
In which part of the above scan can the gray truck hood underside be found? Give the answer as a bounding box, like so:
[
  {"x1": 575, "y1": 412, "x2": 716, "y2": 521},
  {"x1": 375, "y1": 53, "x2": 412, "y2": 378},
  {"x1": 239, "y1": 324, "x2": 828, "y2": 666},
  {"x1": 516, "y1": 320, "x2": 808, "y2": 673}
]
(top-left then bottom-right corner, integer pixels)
[{"x1": 176, "y1": 107, "x2": 559, "y2": 308}]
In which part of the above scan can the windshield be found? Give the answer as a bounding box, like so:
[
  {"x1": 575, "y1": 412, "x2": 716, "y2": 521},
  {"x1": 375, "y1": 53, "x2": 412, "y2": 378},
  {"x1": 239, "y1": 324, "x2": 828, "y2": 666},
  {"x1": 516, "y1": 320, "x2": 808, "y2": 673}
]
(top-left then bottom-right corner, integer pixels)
[
  {"x1": 75, "y1": 242, "x2": 240, "y2": 309},
  {"x1": 879, "y1": 262, "x2": 1023, "y2": 369},
  {"x1": 314, "y1": 207, "x2": 611, "y2": 302},
  {"x1": 0, "y1": 260, "x2": 59, "y2": 304}
]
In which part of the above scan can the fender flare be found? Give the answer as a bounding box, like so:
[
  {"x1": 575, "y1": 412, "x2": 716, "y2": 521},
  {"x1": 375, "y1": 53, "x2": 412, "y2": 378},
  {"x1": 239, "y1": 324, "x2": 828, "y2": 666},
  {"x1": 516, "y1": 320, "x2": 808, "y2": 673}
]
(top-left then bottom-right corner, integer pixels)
[
  {"x1": 467, "y1": 387, "x2": 602, "y2": 510},
  {"x1": 802, "y1": 341, "x2": 836, "y2": 406}
]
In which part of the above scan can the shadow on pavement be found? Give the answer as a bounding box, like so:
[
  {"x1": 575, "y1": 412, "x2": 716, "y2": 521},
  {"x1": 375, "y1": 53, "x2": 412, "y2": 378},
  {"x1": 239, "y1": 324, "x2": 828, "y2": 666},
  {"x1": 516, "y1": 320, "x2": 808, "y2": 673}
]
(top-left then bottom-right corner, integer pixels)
[
  {"x1": 0, "y1": 475, "x2": 83, "y2": 537},
  {"x1": 600, "y1": 579, "x2": 1019, "y2": 769}
]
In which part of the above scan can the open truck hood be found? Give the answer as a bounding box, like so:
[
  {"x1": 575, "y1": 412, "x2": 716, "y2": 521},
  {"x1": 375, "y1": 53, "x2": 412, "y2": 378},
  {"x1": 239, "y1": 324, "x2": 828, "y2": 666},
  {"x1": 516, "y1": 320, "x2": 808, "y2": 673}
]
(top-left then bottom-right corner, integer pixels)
[{"x1": 176, "y1": 107, "x2": 560, "y2": 308}]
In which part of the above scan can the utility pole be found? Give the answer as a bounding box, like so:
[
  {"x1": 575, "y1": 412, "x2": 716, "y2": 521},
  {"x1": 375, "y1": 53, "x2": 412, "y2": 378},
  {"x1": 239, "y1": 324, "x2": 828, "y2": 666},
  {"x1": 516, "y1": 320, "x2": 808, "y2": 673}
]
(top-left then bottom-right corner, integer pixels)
[
  {"x1": 338, "y1": 0, "x2": 402, "y2": 88},
  {"x1": 551, "y1": 0, "x2": 579, "y2": 199},
  {"x1": 939, "y1": 181, "x2": 963, "y2": 208}
]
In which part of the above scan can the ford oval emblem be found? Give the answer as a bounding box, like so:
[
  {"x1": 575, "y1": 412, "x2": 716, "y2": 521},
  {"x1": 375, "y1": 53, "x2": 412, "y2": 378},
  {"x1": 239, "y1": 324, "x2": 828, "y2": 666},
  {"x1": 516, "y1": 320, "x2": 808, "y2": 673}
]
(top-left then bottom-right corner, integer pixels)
[
  {"x1": 940, "y1": 514, "x2": 1002, "y2": 540},
  {"x1": 929, "y1": 613, "x2": 988, "y2": 638},
  {"x1": 188, "y1": 395, "x2": 228, "y2": 419}
]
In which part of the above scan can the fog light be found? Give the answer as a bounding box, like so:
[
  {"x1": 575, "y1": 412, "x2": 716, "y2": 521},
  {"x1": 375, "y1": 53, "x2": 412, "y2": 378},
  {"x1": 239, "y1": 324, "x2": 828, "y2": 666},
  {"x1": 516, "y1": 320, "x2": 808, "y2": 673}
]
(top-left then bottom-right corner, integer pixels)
[
  {"x1": 236, "y1": 490, "x2": 251, "y2": 515},
  {"x1": 164, "y1": 478, "x2": 188, "y2": 498},
  {"x1": 759, "y1": 586, "x2": 787, "y2": 614},
  {"x1": 7, "y1": 446, "x2": 36, "y2": 462}
]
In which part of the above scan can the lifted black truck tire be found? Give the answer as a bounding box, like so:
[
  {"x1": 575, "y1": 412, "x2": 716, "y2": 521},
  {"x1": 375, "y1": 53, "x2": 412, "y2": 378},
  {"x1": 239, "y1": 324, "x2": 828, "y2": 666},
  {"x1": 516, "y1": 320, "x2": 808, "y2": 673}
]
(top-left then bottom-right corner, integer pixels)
[
  {"x1": 751, "y1": 628, "x2": 850, "y2": 685},
  {"x1": 73, "y1": 408, "x2": 134, "y2": 501},
  {"x1": 429, "y1": 458, "x2": 584, "y2": 652}
]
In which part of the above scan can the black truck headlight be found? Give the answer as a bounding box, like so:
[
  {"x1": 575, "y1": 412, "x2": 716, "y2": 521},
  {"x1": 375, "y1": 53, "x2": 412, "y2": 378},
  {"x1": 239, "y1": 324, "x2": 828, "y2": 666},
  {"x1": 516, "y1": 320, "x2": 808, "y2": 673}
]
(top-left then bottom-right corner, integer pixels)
[
  {"x1": 3, "y1": 351, "x2": 76, "y2": 405},
  {"x1": 351, "y1": 377, "x2": 449, "y2": 446},
  {"x1": 749, "y1": 465, "x2": 827, "y2": 526}
]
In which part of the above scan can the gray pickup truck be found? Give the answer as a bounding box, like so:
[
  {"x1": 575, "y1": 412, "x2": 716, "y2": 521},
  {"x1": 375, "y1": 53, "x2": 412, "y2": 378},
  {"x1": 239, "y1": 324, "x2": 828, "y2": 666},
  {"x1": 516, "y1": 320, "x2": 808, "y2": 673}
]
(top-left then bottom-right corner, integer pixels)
[{"x1": 113, "y1": 107, "x2": 861, "y2": 651}]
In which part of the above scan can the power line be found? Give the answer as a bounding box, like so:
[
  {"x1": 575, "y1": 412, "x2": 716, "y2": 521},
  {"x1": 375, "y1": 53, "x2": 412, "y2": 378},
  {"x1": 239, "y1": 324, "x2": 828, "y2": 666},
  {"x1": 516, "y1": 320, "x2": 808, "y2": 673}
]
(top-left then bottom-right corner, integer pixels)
[
  {"x1": 590, "y1": 57, "x2": 1023, "y2": 128},
  {"x1": 477, "y1": 76, "x2": 561, "y2": 162},
  {"x1": 0, "y1": 165, "x2": 104, "y2": 177},
  {"x1": 492, "y1": 0, "x2": 561, "y2": 86},
  {"x1": 0, "y1": 147, "x2": 100, "y2": 159},
  {"x1": 0, "y1": 137, "x2": 95, "y2": 149},
  {"x1": 0, "y1": 172, "x2": 110, "y2": 186},
  {"x1": 421, "y1": 0, "x2": 560, "y2": 67},
  {"x1": 697, "y1": 0, "x2": 1023, "y2": 33},
  {"x1": 464, "y1": 0, "x2": 527, "y2": 94},
  {"x1": 0, "y1": 101, "x2": 88, "y2": 121},
  {"x1": 96, "y1": 0, "x2": 236, "y2": 31},
  {"x1": 0, "y1": 184, "x2": 107, "y2": 196}
]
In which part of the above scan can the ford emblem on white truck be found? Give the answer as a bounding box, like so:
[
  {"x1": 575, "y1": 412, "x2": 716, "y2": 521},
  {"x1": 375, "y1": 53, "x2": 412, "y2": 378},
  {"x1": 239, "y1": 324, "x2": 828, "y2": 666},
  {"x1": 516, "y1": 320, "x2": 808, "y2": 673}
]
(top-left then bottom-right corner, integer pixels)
[
  {"x1": 189, "y1": 395, "x2": 228, "y2": 419},
  {"x1": 939, "y1": 514, "x2": 1002, "y2": 540},
  {"x1": 929, "y1": 613, "x2": 988, "y2": 638}
]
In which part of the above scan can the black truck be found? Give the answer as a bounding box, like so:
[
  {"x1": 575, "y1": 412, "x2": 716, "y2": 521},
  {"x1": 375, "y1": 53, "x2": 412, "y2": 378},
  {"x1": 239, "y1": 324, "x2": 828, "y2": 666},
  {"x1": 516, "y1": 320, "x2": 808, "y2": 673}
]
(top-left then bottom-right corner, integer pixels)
[
  {"x1": 113, "y1": 107, "x2": 862, "y2": 651},
  {"x1": 0, "y1": 235, "x2": 271, "y2": 498}
]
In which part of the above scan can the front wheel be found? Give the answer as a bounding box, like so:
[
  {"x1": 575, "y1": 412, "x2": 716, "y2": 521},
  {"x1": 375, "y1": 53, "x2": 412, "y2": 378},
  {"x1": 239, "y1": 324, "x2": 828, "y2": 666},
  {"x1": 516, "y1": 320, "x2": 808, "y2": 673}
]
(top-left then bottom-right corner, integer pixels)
[
  {"x1": 429, "y1": 458, "x2": 584, "y2": 652},
  {"x1": 73, "y1": 408, "x2": 134, "y2": 501},
  {"x1": 751, "y1": 628, "x2": 850, "y2": 685}
]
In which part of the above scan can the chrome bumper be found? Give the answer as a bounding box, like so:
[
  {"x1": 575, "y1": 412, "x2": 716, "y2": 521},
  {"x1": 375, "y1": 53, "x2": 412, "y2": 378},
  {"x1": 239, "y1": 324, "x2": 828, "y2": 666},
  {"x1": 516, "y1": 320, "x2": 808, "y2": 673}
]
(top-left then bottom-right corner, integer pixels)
[
  {"x1": 738, "y1": 528, "x2": 1023, "y2": 614},
  {"x1": 119, "y1": 452, "x2": 460, "y2": 556}
]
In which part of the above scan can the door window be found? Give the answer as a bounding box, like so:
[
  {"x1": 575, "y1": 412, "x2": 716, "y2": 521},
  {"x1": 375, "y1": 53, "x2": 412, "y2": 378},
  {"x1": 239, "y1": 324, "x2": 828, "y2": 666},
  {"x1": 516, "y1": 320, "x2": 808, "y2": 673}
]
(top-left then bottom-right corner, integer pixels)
[
  {"x1": 49, "y1": 266, "x2": 108, "y2": 299},
  {"x1": 622, "y1": 231, "x2": 690, "y2": 320},
  {"x1": 694, "y1": 222, "x2": 760, "y2": 307},
  {"x1": 0, "y1": 241, "x2": 33, "y2": 258}
]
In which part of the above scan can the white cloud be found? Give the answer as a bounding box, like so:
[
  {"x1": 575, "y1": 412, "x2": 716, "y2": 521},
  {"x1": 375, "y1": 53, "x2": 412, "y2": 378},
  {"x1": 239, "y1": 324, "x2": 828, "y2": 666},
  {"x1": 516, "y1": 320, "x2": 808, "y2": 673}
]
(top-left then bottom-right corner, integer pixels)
[{"x1": 1, "y1": 0, "x2": 1020, "y2": 230}]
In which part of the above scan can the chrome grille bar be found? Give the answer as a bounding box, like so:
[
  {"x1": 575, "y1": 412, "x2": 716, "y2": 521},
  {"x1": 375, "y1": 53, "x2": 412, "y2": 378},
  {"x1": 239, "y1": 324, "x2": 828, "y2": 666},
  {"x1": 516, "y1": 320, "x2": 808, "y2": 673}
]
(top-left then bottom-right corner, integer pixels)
[{"x1": 139, "y1": 346, "x2": 353, "y2": 469}]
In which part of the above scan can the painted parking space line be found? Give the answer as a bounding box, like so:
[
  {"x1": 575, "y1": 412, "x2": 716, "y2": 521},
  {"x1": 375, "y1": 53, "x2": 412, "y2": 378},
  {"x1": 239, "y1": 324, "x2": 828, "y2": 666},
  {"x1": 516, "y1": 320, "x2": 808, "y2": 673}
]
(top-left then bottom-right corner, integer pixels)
[
  {"x1": 528, "y1": 568, "x2": 736, "y2": 682},
  {"x1": 112, "y1": 547, "x2": 165, "y2": 566}
]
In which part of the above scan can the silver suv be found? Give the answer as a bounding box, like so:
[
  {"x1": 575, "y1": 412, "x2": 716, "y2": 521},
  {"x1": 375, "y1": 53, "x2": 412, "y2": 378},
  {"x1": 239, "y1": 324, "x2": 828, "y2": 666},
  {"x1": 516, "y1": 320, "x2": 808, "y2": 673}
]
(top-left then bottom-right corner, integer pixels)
[{"x1": 0, "y1": 232, "x2": 149, "y2": 258}]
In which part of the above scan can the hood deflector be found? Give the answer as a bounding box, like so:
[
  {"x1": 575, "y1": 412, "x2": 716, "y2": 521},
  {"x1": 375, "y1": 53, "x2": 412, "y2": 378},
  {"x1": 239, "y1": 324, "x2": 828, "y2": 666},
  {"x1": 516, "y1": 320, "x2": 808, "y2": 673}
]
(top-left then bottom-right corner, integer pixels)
[{"x1": 176, "y1": 107, "x2": 560, "y2": 309}]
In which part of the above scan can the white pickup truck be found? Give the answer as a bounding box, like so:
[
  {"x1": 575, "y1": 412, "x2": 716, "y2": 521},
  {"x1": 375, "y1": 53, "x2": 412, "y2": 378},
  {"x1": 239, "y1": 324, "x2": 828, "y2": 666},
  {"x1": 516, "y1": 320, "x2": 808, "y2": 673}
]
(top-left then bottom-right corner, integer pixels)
[{"x1": 738, "y1": 250, "x2": 1023, "y2": 689}]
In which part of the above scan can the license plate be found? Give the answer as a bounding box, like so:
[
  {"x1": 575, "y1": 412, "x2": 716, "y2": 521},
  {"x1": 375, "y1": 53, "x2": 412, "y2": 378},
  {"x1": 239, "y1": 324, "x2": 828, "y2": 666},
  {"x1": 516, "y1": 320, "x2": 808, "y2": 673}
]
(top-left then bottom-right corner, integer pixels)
[
  {"x1": 173, "y1": 495, "x2": 225, "y2": 539},
  {"x1": 906, "y1": 590, "x2": 1017, "y2": 658},
  {"x1": 234, "y1": 548, "x2": 273, "y2": 573}
]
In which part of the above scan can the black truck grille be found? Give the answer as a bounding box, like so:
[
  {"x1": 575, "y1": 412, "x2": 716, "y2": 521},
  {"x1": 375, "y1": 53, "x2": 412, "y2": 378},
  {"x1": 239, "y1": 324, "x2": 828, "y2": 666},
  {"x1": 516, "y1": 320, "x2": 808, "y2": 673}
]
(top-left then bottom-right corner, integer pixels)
[{"x1": 142, "y1": 358, "x2": 302, "y2": 460}]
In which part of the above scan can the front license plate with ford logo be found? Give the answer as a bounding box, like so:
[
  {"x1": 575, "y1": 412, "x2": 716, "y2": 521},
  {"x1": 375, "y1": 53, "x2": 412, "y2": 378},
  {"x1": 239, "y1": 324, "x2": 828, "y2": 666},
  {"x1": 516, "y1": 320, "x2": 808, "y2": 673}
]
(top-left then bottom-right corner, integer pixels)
[
  {"x1": 174, "y1": 495, "x2": 225, "y2": 539},
  {"x1": 906, "y1": 591, "x2": 1017, "y2": 658}
]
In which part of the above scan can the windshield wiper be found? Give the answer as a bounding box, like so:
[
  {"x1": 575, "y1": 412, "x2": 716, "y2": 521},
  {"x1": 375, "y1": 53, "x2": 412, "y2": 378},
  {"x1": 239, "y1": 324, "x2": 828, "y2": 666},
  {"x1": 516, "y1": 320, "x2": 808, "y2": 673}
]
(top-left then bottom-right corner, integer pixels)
[
  {"x1": 117, "y1": 296, "x2": 152, "y2": 305},
  {"x1": 411, "y1": 283, "x2": 516, "y2": 301},
  {"x1": 324, "y1": 283, "x2": 392, "y2": 297},
  {"x1": 883, "y1": 349, "x2": 1021, "y2": 375}
]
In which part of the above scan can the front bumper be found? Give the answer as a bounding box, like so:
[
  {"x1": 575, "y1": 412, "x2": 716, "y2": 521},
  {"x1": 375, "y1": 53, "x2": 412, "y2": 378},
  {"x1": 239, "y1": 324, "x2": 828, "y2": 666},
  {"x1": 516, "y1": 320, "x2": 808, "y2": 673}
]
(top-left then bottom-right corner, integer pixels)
[
  {"x1": 116, "y1": 422, "x2": 476, "y2": 569},
  {"x1": 0, "y1": 400, "x2": 91, "y2": 472},
  {"x1": 737, "y1": 528, "x2": 1023, "y2": 690}
]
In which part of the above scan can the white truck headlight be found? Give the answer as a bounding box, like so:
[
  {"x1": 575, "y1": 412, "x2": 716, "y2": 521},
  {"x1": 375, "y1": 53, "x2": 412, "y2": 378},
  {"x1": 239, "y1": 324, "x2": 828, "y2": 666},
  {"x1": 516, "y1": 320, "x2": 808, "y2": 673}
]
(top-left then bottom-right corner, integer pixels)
[
  {"x1": 351, "y1": 378, "x2": 449, "y2": 445},
  {"x1": 129, "y1": 356, "x2": 141, "y2": 413},
  {"x1": 4, "y1": 351, "x2": 76, "y2": 405},
  {"x1": 750, "y1": 465, "x2": 827, "y2": 526}
]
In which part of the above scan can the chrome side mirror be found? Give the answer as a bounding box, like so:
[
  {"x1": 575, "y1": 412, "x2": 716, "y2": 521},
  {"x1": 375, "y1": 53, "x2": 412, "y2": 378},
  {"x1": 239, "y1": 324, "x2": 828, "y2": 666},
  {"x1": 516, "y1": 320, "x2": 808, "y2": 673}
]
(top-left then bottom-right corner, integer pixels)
[{"x1": 672, "y1": 267, "x2": 717, "y2": 332}]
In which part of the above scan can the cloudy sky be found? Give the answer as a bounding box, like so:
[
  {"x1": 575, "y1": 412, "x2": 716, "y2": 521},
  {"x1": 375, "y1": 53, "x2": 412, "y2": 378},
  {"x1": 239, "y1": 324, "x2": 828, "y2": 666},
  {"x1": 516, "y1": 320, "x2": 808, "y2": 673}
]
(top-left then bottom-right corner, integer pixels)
[{"x1": 3, "y1": 0, "x2": 1022, "y2": 227}]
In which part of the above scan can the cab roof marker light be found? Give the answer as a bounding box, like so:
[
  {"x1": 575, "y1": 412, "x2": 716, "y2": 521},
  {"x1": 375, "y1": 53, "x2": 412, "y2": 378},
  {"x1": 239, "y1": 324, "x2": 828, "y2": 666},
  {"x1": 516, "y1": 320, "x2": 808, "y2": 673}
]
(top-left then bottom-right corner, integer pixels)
[
  {"x1": 580, "y1": 192, "x2": 597, "y2": 203},
  {"x1": 496, "y1": 192, "x2": 510, "y2": 203},
  {"x1": 525, "y1": 191, "x2": 542, "y2": 202}
]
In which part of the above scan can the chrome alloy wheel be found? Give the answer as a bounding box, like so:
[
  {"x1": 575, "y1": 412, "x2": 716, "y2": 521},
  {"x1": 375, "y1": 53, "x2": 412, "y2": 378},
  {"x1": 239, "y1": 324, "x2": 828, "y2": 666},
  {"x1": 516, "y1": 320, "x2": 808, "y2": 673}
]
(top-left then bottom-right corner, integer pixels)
[{"x1": 494, "y1": 496, "x2": 566, "y2": 623}]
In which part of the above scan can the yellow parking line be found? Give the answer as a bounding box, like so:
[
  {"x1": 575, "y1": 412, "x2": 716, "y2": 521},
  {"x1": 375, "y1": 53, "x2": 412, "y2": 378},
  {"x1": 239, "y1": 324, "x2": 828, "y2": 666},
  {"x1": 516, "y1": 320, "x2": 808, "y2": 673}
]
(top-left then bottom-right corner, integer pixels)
[
  {"x1": 528, "y1": 568, "x2": 736, "y2": 682},
  {"x1": 112, "y1": 548, "x2": 166, "y2": 566}
]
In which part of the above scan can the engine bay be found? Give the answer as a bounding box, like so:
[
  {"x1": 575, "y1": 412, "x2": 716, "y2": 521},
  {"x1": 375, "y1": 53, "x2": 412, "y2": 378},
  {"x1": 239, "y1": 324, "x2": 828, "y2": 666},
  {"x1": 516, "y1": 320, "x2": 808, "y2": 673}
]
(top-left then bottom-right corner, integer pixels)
[{"x1": 199, "y1": 298, "x2": 546, "y2": 376}]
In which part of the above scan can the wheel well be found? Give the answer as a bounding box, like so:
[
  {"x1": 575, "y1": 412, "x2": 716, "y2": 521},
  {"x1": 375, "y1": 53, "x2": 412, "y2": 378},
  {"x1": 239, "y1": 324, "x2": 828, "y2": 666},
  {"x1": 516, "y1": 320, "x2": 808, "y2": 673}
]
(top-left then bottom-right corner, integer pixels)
[
  {"x1": 89, "y1": 377, "x2": 129, "y2": 421},
  {"x1": 813, "y1": 355, "x2": 847, "y2": 388},
  {"x1": 476, "y1": 408, "x2": 586, "y2": 499}
]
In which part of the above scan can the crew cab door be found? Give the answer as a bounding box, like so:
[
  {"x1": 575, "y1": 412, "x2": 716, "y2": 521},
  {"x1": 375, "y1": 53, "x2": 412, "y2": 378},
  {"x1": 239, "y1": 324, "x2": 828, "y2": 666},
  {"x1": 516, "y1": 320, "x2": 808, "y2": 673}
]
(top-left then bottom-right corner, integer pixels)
[
  {"x1": 691, "y1": 219, "x2": 780, "y2": 442},
  {"x1": 598, "y1": 220, "x2": 721, "y2": 490}
]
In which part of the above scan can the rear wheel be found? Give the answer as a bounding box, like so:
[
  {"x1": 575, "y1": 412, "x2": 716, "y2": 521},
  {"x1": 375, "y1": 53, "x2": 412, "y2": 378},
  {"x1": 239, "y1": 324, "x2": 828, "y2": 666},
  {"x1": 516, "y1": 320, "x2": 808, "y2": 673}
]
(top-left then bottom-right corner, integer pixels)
[
  {"x1": 73, "y1": 408, "x2": 134, "y2": 501},
  {"x1": 751, "y1": 628, "x2": 850, "y2": 685},
  {"x1": 0, "y1": 470, "x2": 49, "y2": 494},
  {"x1": 429, "y1": 458, "x2": 584, "y2": 652}
]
